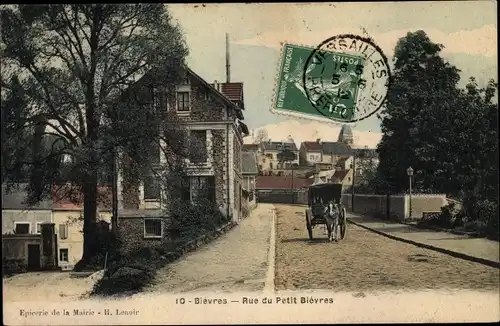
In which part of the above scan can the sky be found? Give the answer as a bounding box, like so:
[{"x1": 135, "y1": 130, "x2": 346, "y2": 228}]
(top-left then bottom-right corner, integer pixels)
[{"x1": 168, "y1": 2, "x2": 497, "y2": 148}]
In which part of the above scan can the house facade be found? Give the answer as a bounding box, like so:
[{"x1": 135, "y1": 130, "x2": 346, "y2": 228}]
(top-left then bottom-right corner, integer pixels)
[
  {"x1": 2, "y1": 184, "x2": 53, "y2": 235},
  {"x1": 116, "y1": 66, "x2": 248, "y2": 247},
  {"x1": 299, "y1": 140, "x2": 323, "y2": 166},
  {"x1": 241, "y1": 151, "x2": 258, "y2": 215},
  {"x1": 321, "y1": 141, "x2": 353, "y2": 166},
  {"x1": 51, "y1": 185, "x2": 112, "y2": 270},
  {"x1": 258, "y1": 139, "x2": 299, "y2": 173}
]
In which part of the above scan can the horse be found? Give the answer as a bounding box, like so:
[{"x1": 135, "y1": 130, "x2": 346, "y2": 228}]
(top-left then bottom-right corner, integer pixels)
[{"x1": 323, "y1": 200, "x2": 341, "y2": 242}]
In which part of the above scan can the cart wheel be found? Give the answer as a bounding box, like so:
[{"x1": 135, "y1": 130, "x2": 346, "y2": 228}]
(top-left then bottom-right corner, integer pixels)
[
  {"x1": 340, "y1": 208, "x2": 347, "y2": 240},
  {"x1": 306, "y1": 213, "x2": 313, "y2": 240}
]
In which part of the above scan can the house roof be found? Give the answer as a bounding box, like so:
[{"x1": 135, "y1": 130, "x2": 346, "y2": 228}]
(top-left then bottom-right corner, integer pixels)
[
  {"x1": 336, "y1": 156, "x2": 350, "y2": 166},
  {"x1": 301, "y1": 141, "x2": 323, "y2": 151},
  {"x1": 321, "y1": 142, "x2": 353, "y2": 156},
  {"x1": 332, "y1": 169, "x2": 349, "y2": 181},
  {"x1": 243, "y1": 144, "x2": 259, "y2": 151},
  {"x1": 185, "y1": 67, "x2": 244, "y2": 120},
  {"x1": 261, "y1": 141, "x2": 298, "y2": 152},
  {"x1": 256, "y1": 176, "x2": 310, "y2": 189},
  {"x1": 2, "y1": 183, "x2": 53, "y2": 210},
  {"x1": 52, "y1": 185, "x2": 112, "y2": 211},
  {"x1": 242, "y1": 152, "x2": 258, "y2": 175},
  {"x1": 220, "y1": 82, "x2": 244, "y2": 103}
]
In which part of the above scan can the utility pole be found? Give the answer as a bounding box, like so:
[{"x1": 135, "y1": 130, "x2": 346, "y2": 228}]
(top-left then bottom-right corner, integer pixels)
[
  {"x1": 351, "y1": 152, "x2": 356, "y2": 211},
  {"x1": 226, "y1": 33, "x2": 231, "y2": 83}
]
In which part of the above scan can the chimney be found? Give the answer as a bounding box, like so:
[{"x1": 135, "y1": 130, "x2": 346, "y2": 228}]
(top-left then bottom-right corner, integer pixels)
[
  {"x1": 316, "y1": 138, "x2": 321, "y2": 143},
  {"x1": 225, "y1": 33, "x2": 231, "y2": 83},
  {"x1": 213, "y1": 80, "x2": 219, "y2": 91}
]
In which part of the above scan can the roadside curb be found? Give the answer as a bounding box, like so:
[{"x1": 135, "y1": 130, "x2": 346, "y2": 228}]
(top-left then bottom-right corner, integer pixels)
[
  {"x1": 264, "y1": 206, "x2": 276, "y2": 294},
  {"x1": 346, "y1": 218, "x2": 500, "y2": 269}
]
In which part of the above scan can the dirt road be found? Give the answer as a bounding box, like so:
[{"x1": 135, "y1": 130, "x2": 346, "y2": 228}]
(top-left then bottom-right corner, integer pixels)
[{"x1": 274, "y1": 204, "x2": 500, "y2": 293}]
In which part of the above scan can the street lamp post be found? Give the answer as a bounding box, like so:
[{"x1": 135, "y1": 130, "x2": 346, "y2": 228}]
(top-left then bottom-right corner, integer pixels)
[{"x1": 406, "y1": 166, "x2": 414, "y2": 219}]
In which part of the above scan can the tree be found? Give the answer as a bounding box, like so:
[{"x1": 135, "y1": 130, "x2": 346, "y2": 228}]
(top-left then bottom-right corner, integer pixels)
[
  {"x1": 1, "y1": 4, "x2": 189, "y2": 270},
  {"x1": 374, "y1": 30, "x2": 498, "y2": 234},
  {"x1": 375, "y1": 30, "x2": 462, "y2": 194},
  {"x1": 253, "y1": 128, "x2": 269, "y2": 144}
]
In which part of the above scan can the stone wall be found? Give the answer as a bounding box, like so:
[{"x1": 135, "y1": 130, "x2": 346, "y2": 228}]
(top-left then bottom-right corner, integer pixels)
[
  {"x1": 117, "y1": 215, "x2": 174, "y2": 255},
  {"x1": 342, "y1": 193, "x2": 447, "y2": 221}
]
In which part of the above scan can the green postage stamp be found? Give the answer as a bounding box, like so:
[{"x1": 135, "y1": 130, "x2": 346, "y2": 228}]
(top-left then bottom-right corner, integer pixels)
[{"x1": 272, "y1": 37, "x2": 390, "y2": 124}]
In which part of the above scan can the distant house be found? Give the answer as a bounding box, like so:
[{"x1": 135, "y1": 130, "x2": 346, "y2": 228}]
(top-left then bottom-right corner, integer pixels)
[
  {"x1": 299, "y1": 140, "x2": 323, "y2": 166},
  {"x1": 335, "y1": 156, "x2": 353, "y2": 170},
  {"x1": 331, "y1": 169, "x2": 354, "y2": 187},
  {"x1": 51, "y1": 185, "x2": 112, "y2": 270},
  {"x1": 321, "y1": 141, "x2": 353, "y2": 165},
  {"x1": 2, "y1": 184, "x2": 53, "y2": 235},
  {"x1": 241, "y1": 151, "x2": 258, "y2": 214},
  {"x1": 258, "y1": 139, "x2": 299, "y2": 173},
  {"x1": 2, "y1": 183, "x2": 57, "y2": 272}
]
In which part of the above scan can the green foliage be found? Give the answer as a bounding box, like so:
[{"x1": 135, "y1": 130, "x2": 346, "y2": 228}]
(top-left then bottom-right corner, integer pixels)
[
  {"x1": 1, "y1": 4, "x2": 190, "y2": 265},
  {"x1": 277, "y1": 149, "x2": 297, "y2": 163},
  {"x1": 374, "y1": 30, "x2": 498, "y2": 236},
  {"x1": 3, "y1": 259, "x2": 27, "y2": 277}
]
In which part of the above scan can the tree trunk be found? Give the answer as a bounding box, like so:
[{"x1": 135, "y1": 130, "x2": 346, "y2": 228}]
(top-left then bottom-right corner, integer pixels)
[{"x1": 73, "y1": 174, "x2": 99, "y2": 272}]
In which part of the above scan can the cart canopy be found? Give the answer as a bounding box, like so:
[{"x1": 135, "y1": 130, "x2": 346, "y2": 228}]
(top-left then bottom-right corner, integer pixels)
[{"x1": 308, "y1": 183, "x2": 343, "y2": 205}]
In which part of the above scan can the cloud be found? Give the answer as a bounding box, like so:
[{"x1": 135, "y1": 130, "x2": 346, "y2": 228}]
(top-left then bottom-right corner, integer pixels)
[
  {"x1": 234, "y1": 25, "x2": 497, "y2": 58},
  {"x1": 244, "y1": 120, "x2": 382, "y2": 149}
]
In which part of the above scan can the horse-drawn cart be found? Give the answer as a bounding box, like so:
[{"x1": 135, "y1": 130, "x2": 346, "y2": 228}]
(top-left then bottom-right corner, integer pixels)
[{"x1": 305, "y1": 183, "x2": 347, "y2": 242}]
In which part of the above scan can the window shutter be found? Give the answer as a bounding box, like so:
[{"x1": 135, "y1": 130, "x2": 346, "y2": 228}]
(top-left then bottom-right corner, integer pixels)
[{"x1": 59, "y1": 224, "x2": 68, "y2": 240}]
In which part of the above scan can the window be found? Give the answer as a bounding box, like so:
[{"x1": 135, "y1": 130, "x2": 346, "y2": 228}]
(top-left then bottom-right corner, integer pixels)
[
  {"x1": 182, "y1": 76, "x2": 190, "y2": 85},
  {"x1": 189, "y1": 176, "x2": 215, "y2": 203},
  {"x1": 270, "y1": 162, "x2": 273, "y2": 169},
  {"x1": 144, "y1": 218, "x2": 163, "y2": 238},
  {"x1": 14, "y1": 222, "x2": 30, "y2": 234},
  {"x1": 59, "y1": 224, "x2": 68, "y2": 240},
  {"x1": 176, "y1": 91, "x2": 190, "y2": 112},
  {"x1": 35, "y1": 223, "x2": 43, "y2": 234},
  {"x1": 143, "y1": 175, "x2": 161, "y2": 201},
  {"x1": 59, "y1": 249, "x2": 69, "y2": 263},
  {"x1": 189, "y1": 130, "x2": 207, "y2": 163},
  {"x1": 204, "y1": 89, "x2": 210, "y2": 101}
]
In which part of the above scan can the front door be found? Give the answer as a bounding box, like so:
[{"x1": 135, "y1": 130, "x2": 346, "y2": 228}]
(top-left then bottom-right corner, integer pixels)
[{"x1": 27, "y1": 244, "x2": 41, "y2": 271}]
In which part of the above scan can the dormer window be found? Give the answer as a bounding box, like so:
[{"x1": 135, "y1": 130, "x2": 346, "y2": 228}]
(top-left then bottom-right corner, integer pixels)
[{"x1": 182, "y1": 76, "x2": 190, "y2": 85}]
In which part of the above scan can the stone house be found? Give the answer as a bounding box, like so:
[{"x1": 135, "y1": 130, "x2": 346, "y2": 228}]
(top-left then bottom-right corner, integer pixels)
[
  {"x1": 2, "y1": 183, "x2": 53, "y2": 235},
  {"x1": 115, "y1": 66, "x2": 248, "y2": 252},
  {"x1": 241, "y1": 151, "x2": 258, "y2": 214}
]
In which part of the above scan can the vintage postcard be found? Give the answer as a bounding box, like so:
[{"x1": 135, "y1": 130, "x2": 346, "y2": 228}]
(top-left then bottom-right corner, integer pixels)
[{"x1": 2, "y1": 2, "x2": 499, "y2": 325}]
